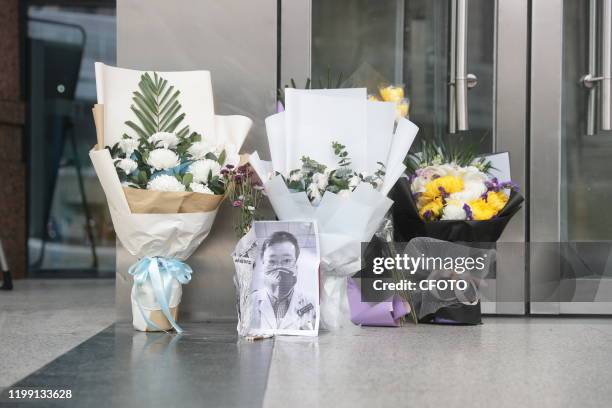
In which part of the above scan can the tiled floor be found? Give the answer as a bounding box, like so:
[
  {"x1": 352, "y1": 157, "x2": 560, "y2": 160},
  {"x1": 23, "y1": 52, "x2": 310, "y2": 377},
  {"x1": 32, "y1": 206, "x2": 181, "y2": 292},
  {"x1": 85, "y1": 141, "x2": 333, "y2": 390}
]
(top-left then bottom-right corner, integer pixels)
[
  {"x1": 2, "y1": 280, "x2": 612, "y2": 408},
  {"x1": 0, "y1": 279, "x2": 115, "y2": 391}
]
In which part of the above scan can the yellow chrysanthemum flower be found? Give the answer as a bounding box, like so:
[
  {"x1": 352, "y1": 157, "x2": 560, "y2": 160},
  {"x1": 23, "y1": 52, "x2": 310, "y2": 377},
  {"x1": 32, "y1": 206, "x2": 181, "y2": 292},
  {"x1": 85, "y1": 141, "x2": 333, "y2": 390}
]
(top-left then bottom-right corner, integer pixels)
[
  {"x1": 468, "y1": 198, "x2": 498, "y2": 221},
  {"x1": 422, "y1": 176, "x2": 464, "y2": 201},
  {"x1": 395, "y1": 100, "x2": 409, "y2": 119},
  {"x1": 379, "y1": 86, "x2": 404, "y2": 103},
  {"x1": 485, "y1": 191, "x2": 509, "y2": 212},
  {"x1": 419, "y1": 197, "x2": 443, "y2": 220}
]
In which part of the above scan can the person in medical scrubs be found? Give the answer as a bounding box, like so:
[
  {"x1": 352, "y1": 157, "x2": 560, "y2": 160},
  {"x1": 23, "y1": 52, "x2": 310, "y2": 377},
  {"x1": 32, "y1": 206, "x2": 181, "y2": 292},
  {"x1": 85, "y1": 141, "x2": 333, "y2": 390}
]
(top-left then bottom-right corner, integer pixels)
[{"x1": 251, "y1": 231, "x2": 316, "y2": 331}]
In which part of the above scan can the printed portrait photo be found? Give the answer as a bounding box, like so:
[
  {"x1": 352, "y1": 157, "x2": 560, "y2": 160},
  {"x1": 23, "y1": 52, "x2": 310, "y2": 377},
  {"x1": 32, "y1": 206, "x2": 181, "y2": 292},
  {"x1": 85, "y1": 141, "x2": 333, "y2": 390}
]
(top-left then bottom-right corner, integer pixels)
[{"x1": 248, "y1": 221, "x2": 320, "y2": 336}]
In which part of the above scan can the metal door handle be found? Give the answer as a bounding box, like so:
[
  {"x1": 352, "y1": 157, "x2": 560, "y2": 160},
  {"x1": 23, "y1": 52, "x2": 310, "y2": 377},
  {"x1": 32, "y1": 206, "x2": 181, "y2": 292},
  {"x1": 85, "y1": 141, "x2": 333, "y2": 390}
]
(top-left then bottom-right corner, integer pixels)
[
  {"x1": 581, "y1": 0, "x2": 611, "y2": 135},
  {"x1": 455, "y1": 0, "x2": 469, "y2": 131},
  {"x1": 602, "y1": 0, "x2": 611, "y2": 130},
  {"x1": 449, "y1": 0, "x2": 476, "y2": 134}
]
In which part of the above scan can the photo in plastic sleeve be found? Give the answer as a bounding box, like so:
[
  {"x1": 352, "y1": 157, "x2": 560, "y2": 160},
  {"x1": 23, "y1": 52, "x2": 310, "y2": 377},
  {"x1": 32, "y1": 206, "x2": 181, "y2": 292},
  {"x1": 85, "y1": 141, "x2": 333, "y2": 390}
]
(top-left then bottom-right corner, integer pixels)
[{"x1": 248, "y1": 221, "x2": 320, "y2": 336}]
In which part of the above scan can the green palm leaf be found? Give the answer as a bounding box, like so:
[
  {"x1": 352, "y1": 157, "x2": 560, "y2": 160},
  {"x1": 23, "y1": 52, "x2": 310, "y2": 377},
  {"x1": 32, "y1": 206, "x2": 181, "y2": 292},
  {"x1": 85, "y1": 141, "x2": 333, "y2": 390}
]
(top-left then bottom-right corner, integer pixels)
[{"x1": 125, "y1": 72, "x2": 189, "y2": 140}]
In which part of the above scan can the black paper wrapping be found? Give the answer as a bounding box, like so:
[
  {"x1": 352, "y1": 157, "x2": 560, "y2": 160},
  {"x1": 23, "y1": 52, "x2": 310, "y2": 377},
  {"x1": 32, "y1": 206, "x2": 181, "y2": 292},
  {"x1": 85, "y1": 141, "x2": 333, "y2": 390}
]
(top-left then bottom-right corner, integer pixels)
[{"x1": 390, "y1": 176, "x2": 524, "y2": 324}]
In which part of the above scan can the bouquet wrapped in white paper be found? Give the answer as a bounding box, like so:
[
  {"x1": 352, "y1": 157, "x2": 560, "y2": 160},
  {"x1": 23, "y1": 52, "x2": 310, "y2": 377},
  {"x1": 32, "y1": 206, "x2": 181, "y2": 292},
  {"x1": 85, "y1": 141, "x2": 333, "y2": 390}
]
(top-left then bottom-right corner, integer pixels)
[
  {"x1": 90, "y1": 63, "x2": 252, "y2": 332},
  {"x1": 250, "y1": 88, "x2": 418, "y2": 329}
]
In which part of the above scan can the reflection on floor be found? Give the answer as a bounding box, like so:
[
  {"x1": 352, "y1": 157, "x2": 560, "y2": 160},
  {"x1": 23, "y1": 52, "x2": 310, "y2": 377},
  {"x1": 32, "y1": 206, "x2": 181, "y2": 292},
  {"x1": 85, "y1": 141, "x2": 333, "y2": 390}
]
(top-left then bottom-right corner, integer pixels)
[
  {"x1": 0, "y1": 279, "x2": 114, "y2": 391},
  {"x1": 2, "y1": 280, "x2": 612, "y2": 407}
]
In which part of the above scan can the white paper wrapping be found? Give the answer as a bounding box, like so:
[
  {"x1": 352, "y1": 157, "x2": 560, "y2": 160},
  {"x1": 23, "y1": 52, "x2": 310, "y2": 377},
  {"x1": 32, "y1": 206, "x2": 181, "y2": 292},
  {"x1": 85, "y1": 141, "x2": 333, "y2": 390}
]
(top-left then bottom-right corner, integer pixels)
[
  {"x1": 95, "y1": 62, "x2": 217, "y2": 147},
  {"x1": 250, "y1": 89, "x2": 419, "y2": 330}
]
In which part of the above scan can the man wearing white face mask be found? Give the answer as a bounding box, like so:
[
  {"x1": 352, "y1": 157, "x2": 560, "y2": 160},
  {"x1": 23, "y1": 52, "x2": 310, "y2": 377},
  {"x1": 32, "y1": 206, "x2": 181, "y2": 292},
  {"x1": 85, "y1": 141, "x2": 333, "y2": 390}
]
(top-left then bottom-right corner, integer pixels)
[{"x1": 251, "y1": 231, "x2": 316, "y2": 331}]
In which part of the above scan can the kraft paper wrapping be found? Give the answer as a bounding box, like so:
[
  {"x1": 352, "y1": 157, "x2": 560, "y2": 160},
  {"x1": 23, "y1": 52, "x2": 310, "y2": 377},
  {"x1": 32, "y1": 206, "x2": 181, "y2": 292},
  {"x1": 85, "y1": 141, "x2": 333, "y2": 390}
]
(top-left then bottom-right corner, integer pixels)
[{"x1": 122, "y1": 188, "x2": 224, "y2": 214}]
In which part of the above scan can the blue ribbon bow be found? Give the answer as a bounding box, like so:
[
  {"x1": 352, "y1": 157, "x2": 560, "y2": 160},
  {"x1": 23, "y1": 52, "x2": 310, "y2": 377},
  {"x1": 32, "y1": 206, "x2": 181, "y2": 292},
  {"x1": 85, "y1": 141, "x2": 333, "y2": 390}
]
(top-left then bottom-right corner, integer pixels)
[{"x1": 128, "y1": 257, "x2": 192, "y2": 333}]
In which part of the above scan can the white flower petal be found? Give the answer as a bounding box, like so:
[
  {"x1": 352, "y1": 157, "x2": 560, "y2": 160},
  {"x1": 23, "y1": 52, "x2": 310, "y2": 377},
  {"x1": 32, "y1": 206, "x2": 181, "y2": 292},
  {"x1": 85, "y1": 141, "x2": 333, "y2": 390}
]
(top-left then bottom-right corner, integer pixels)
[
  {"x1": 148, "y1": 132, "x2": 179, "y2": 149},
  {"x1": 188, "y1": 140, "x2": 216, "y2": 160},
  {"x1": 146, "y1": 148, "x2": 180, "y2": 171},
  {"x1": 441, "y1": 201, "x2": 468, "y2": 220},
  {"x1": 147, "y1": 174, "x2": 185, "y2": 192},
  {"x1": 188, "y1": 159, "x2": 221, "y2": 183},
  {"x1": 116, "y1": 158, "x2": 138, "y2": 175},
  {"x1": 189, "y1": 182, "x2": 214, "y2": 194},
  {"x1": 120, "y1": 138, "x2": 140, "y2": 157}
]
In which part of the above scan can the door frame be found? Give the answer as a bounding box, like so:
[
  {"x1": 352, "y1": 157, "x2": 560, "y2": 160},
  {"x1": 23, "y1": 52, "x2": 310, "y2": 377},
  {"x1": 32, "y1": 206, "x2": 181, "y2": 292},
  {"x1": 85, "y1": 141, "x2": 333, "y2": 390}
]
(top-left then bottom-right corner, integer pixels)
[{"x1": 279, "y1": 0, "x2": 529, "y2": 314}]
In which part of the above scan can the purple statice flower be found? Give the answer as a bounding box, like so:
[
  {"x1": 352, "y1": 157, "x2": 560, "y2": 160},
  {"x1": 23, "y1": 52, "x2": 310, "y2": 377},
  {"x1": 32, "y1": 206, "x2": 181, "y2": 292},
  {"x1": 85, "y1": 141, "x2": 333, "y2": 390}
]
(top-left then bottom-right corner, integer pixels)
[
  {"x1": 423, "y1": 210, "x2": 433, "y2": 220},
  {"x1": 438, "y1": 186, "x2": 448, "y2": 198},
  {"x1": 485, "y1": 177, "x2": 500, "y2": 192},
  {"x1": 463, "y1": 203, "x2": 473, "y2": 221},
  {"x1": 500, "y1": 181, "x2": 520, "y2": 191}
]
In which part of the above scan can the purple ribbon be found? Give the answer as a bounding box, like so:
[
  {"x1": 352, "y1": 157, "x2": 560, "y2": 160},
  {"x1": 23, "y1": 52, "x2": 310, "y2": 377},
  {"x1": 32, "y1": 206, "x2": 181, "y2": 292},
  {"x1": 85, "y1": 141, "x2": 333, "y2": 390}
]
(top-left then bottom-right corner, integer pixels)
[{"x1": 347, "y1": 278, "x2": 410, "y2": 327}]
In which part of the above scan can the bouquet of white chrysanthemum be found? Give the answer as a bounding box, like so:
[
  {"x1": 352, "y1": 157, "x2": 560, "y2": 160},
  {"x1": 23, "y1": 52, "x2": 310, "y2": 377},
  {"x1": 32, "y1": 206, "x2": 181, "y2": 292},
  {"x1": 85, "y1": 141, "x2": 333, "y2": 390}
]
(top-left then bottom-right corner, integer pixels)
[
  {"x1": 90, "y1": 63, "x2": 252, "y2": 333},
  {"x1": 250, "y1": 88, "x2": 419, "y2": 330}
]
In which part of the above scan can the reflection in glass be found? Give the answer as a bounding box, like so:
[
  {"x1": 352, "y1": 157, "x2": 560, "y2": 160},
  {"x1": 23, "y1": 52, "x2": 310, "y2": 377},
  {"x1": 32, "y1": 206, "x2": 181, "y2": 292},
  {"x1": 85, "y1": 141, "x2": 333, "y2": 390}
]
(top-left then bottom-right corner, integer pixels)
[
  {"x1": 561, "y1": 0, "x2": 612, "y2": 295},
  {"x1": 312, "y1": 0, "x2": 494, "y2": 152},
  {"x1": 27, "y1": 5, "x2": 116, "y2": 276}
]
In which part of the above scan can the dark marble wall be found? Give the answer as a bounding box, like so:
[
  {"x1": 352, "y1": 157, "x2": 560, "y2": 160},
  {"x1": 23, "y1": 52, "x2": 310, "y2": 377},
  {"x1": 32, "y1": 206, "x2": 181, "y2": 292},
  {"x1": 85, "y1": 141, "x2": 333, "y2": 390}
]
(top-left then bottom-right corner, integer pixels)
[{"x1": 0, "y1": 0, "x2": 26, "y2": 279}]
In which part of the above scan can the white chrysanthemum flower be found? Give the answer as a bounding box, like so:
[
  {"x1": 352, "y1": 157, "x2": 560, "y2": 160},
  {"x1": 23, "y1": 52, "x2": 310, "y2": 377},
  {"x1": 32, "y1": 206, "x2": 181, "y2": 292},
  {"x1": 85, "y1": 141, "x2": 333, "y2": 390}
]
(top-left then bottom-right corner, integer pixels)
[
  {"x1": 147, "y1": 174, "x2": 185, "y2": 192},
  {"x1": 189, "y1": 182, "x2": 214, "y2": 194},
  {"x1": 307, "y1": 183, "x2": 323, "y2": 206},
  {"x1": 349, "y1": 175, "x2": 361, "y2": 189},
  {"x1": 188, "y1": 159, "x2": 221, "y2": 183},
  {"x1": 312, "y1": 172, "x2": 329, "y2": 191},
  {"x1": 120, "y1": 138, "x2": 140, "y2": 157},
  {"x1": 148, "y1": 132, "x2": 179, "y2": 149},
  {"x1": 449, "y1": 181, "x2": 487, "y2": 202},
  {"x1": 442, "y1": 200, "x2": 468, "y2": 220},
  {"x1": 449, "y1": 166, "x2": 488, "y2": 202},
  {"x1": 146, "y1": 148, "x2": 180, "y2": 171},
  {"x1": 116, "y1": 158, "x2": 138, "y2": 175},
  {"x1": 188, "y1": 140, "x2": 216, "y2": 160},
  {"x1": 289, "y1": 171, "x2": 303, "y2": 182},
  {"x1": 411, "y1": 175, "x2": 428, "y2": 193}
]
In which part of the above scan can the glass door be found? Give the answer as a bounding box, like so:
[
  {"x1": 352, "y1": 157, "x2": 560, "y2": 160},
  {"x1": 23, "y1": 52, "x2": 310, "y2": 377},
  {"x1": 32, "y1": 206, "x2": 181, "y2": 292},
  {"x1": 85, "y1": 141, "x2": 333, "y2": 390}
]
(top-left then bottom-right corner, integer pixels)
[
  {"x1": 280, "y1": 0, "x2": 529, "y2": 314},
  {"x1": 310, "y1": 0, "x2": 494, "y2": 151},
  {"x1": 531, "y1": 0, "x2": 612, "y2": 314}
]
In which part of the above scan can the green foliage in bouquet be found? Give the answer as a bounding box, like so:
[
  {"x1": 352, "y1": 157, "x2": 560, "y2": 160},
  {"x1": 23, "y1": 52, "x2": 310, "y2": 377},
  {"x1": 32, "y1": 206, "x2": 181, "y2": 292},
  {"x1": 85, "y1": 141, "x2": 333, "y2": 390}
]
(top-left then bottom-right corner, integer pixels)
[
  {"x1": 126, "y1": 72, "x2": 189, "y2": 139},
  {"x1": 284, "y1": 142, "x2": 385, "y2": 204},
  {"x1": 108, "y1": 72, "x2": 230, "y2": 194},
  {"x1": 404, "y1": 135, "x2": 494, "y2": 175}
]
